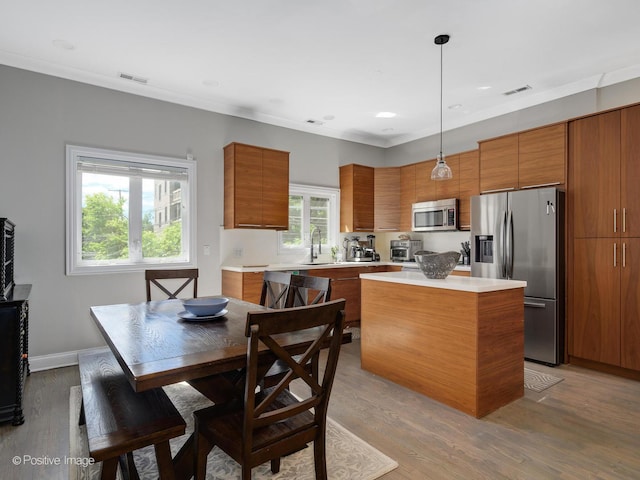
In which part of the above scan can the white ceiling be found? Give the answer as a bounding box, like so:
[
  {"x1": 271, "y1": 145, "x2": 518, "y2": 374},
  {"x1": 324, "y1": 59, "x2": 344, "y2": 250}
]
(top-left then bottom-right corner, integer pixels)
[{"x1": 2, "y1": 0, "x2": 640, "y2": 148}]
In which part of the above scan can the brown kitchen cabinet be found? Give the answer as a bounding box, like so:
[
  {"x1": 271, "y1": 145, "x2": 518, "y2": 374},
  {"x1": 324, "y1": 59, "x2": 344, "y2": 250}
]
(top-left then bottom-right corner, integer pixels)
[
  {"x1": 340, "y1": 164, "x2": 374, "y2": 232},
  {"x1": 224, "y1": 142, "x2": 289, "y2": 230},
  {"x1": 568, "y1": 106, "x2": 640, "y2": 374},
  {"x1": 457, "y1": 149, "x2": 480, "y2": 230},
  {"x1": 309, "y1": 265, "x2": 388, "y2": 327},
  {"x1": 434, "y1": 154, "x2": 460, "y2": 201},
  {"x1": 479, "y1": 133, "x2": 519, "y2": 193},
  {"x1": 374, "y1": 167, "x2": 400, "y2": 232},
  {"x1": 479, "y1": 124, "x2": 566, "y2": 194},
  {"x1": 571, "y1": 238, "x2": 621, "y2": 366},
  {"x1": 399, "y1": 163, "x2": 416, "y2": 231},
  {"x1": 415, "y1": 159, "x2": 437, "y2": 202},
  {"x1": 221, "y1": 270, "x2": 264, "y2": 305},
  {"x1": 518, "y1": 123, "x2": 567, "y2": 189}
]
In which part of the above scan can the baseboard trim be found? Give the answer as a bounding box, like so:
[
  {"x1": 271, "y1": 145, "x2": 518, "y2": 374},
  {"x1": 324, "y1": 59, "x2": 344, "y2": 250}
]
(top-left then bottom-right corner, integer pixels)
[{"x1": 29, "y1": 346, "x2": 110, "y2": 372}]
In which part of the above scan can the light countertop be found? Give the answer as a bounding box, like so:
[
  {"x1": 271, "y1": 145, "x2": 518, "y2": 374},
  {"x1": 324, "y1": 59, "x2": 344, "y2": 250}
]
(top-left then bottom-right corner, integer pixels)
[
  {"x1": 221, "y1": 261, "x2": 471, "y2": 273},
  {"x1": 359, "y1": 270, "x2": 526, "y2": 293}
]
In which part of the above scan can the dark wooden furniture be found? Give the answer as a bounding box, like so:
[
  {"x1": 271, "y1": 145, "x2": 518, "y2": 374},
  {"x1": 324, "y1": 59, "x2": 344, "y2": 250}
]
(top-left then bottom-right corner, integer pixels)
[
  {"x1": 90, "y1": 297, "x2": 351, "y2": 480},
  {"x1": 286, "y1": 274, "x2": 331, "y2": 307},
  {"x1": 259, "y1": 270, "x2": 291, "y2": 309},
  {"x1": 78, "y1": 350, "x2": 186, "y2": 480},
  {"x1": 145, "y1": 268, "x2": 199, "y2": 301},
  {"x1": 1, "y1": 218, "x2": 15, "y2": 300},
  {"x1": 193, "y1": 299, "x2": 346, "y2": 480},
  {"x1": 0, "y1": 284, "x2": 31, "y2": 425}
]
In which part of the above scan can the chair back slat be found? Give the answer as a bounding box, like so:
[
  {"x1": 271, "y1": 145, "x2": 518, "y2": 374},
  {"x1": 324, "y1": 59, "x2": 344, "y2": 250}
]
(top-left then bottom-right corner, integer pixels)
[
  {"x1": 259, "y1": 271, "x2": 292, "y2": 309},
  {"x1": 145, "y1": 268, "x2": 198, "y2": 301},
  {"x1": 286, "y1": 275, "x2": 331, "y2": 308}
]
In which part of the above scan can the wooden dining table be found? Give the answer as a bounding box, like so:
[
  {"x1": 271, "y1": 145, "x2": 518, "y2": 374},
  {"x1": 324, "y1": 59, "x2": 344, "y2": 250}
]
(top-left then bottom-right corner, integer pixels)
[{"x1": 90, "y1": 295, "x2": 351, "y2": 479}]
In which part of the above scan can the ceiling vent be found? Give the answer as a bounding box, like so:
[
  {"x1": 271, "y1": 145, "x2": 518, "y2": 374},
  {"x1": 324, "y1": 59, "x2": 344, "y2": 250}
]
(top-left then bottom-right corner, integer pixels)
[
  {"x1": 118, "y1": 72, "x2": 148, "y2": 85},
  {"x1": 502, "y1": 85, "x2": 532, "y2": 96}
]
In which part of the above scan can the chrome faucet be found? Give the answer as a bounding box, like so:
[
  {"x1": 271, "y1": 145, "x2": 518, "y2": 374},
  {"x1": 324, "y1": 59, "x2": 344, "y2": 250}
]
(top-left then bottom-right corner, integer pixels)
[{"x1": 310, "y1": 227, "x2": 322, "y2": 262}]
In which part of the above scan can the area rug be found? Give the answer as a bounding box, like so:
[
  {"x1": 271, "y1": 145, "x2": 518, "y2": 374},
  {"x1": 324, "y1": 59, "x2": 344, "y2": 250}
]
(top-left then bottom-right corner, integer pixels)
[
  {"x1": 524, "y1": 367, "x2": 564, "y2": 392},
  {"x1": 69, "y1": 384, "x2": 397, "y2": 480}
]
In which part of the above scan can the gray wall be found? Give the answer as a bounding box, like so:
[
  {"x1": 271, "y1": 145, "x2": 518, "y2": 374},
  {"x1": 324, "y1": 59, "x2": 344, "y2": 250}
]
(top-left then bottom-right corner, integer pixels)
[
  {"x1": 2, "y1": 63, "x2": 639, "y2": 362},
  {"x1": 0, "y1": 65, "x2": 383, "y2": 360}
]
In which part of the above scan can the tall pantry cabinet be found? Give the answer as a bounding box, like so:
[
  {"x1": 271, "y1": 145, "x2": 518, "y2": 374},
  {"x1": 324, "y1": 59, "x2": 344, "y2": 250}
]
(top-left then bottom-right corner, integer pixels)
[{"x1": 569, "y1": 106, "x2": 640, "y2": 372}]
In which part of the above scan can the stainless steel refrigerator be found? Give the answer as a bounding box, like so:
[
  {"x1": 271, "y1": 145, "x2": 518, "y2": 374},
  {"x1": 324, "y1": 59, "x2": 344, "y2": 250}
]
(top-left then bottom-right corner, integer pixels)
[{"x1": 471, "y1": 187, "x2": 564, "y2": 365}]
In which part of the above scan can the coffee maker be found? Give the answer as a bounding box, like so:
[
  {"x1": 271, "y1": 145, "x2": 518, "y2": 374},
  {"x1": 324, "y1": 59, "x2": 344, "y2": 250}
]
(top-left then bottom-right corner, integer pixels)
[{"x1": 364, "y1": 234, "x2": 380, "y2": 261}]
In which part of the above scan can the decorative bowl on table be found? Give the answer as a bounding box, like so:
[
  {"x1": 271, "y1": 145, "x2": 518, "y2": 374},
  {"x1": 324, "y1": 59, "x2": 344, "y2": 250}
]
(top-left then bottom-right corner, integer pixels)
[
  {"x1": 182, "y1": 297, "x2": 229, "y2": 316},
  {"x1": 414, "y1": 251, "x2": 461, "y2": 279}
]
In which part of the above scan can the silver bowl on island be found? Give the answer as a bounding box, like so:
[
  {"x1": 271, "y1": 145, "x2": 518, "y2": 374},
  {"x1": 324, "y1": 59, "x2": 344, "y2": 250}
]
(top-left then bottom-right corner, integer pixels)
[{"x1": 414, "y1": 251, "x2": 461, "y2": 279}]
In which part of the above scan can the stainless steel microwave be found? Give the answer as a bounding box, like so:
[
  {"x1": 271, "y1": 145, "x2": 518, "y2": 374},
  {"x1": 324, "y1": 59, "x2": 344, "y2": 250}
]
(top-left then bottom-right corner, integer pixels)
[{"x1": 412, "y1": 199, "x2": 458, "y2": 232}]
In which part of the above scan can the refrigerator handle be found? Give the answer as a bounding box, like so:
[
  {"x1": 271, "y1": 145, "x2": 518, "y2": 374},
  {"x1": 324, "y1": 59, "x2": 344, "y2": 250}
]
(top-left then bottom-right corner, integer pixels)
[
  {"x1": 506, "y1": 210, "x2": 514, "y2": 278},
  {"x1": 501, "y1": 210, "x2": 507, "y2": 278}
]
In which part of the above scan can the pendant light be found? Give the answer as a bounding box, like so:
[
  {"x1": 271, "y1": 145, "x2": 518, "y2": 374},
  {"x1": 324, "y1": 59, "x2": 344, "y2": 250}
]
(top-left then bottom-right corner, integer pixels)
[{"x1": 431, "y1": 34, "x2": 453, "y2": 181}]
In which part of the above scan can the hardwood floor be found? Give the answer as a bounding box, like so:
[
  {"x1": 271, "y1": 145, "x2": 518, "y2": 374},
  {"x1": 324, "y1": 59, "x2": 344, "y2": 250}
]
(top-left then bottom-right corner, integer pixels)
[{"x1": 1, "y1": 341, "x2": 639, "y2": 479}]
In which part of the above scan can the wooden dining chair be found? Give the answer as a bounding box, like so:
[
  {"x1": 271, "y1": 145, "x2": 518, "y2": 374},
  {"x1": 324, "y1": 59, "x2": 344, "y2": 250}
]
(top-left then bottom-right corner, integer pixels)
[
  {"x1": 259, "y1": 270, "x2": 292, "y2": 309},
  {"x1": 285, "y1": 274, "x2": 332, "y2": 308},
  {"x1": 193, "y1": 299, "x2": 346, "y2": 480},
  {"x1": 145, "y1": 268, "x2": 198, "y2": 301}
]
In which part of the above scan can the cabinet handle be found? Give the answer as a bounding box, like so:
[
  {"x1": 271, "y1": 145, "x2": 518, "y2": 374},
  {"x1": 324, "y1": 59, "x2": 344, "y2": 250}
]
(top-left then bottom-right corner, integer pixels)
[
  {"x1": 614, "y1": 242, "x2": 617, "y2": 267},
  {"x1": 481, "y1": 187, "x2": 516, "y2": 194},
  {"x1": 623, "y1": 208, "x2": 627, "y2": 233},
  {"x1": 520, "y1": 181, "x2": 561, "y2": 189},
  {"x1": 623, "y1": 242, "x2": 626, "y2": 268},
  {"x1": 614, "y1": 209, "x2": 617, "y2": 233}
]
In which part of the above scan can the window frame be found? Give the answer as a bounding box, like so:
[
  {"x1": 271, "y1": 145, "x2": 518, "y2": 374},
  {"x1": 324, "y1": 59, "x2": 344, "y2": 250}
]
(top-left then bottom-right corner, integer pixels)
[
  {"x1": 278, "y1": 184, "x2": 340, "y2": 256},
  {"x1": 65, "y1": 144, "x2": 197, "y2": 275}
]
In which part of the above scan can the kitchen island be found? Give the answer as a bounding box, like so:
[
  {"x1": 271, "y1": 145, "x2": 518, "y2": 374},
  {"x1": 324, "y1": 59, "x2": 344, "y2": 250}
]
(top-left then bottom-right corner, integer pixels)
[{"x1": 360, "y1": 271, "x2": 526, "y2": 418}]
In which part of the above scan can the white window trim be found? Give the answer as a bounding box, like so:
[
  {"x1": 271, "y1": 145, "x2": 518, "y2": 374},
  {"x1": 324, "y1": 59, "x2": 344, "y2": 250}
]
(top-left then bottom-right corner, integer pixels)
[
  {"x1": 65, "y1": 145, "x2": 197, "y2": 275},
  {"x1": 278, "y1": 183, "x2": 340, "y2": 255}
]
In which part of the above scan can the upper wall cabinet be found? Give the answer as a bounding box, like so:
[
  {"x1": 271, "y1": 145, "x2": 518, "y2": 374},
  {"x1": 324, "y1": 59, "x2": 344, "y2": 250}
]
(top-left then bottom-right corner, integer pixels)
[
  {"x1": 518, "y1": 123, "x2": 567, "y2": 189},
  {"x1": 224, "y1": 142, "x2": 289, "y2": 230},
  {"x1": 457, "y1": 150, "x2": 480, "y2": 230},
  {"x1": 374, "y1": 167, "x2": 400, "y2": 232},
  {"x1": 340, "y1": 164, "x2": 374, "y2": 232},
  {"x1": 479, "y1": 133, "x2": 519, "y2": 193},
  {"x1": 479, "y1": 123, "x2": 567, "y2": 193}
]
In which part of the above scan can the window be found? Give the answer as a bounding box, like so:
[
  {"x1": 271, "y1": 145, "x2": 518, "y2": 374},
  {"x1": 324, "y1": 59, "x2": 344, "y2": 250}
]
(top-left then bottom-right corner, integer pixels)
[
  {"x1": 65, "y1": 145, "x2": 197, "y2": 275},
  {"x1": 279, "y1": 184, "x2": 339, "y2": 255}
]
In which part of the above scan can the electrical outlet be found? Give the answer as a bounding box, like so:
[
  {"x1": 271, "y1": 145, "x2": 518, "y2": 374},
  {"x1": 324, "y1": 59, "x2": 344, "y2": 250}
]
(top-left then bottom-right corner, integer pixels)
[
  {"x1": 203, "y1": 245, "x2": 210, "y2": 256},
  {"x1": 233, "y1": 247, "x2": 243, "y2": 257}
]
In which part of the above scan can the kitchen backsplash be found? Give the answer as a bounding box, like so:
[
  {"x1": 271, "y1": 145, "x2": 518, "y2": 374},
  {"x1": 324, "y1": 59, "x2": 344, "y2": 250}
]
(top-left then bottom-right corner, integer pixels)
[{"x1": 220, "y1": 226, "x2": 471, "y2": 266}]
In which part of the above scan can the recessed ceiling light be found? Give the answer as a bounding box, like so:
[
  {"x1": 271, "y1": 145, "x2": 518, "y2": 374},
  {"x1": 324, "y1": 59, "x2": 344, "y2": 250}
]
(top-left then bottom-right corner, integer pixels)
[
  {"x1": 52, "y1": 39, "x2": 75, "y2": 50},
  {"x1": 375, "y1": 112, "x2": 396, "y2": 118},
  {"x1": 323, "y1": 115, "x2": 335, "y2": 121},
  {"x1": 477, "y1": 86, "x2": 492, "y2": 90},
  {"x1": 203, "y1": 79, "x2": 219, "y2": 87},
  {"x1": 382, "y1": 128, "x2": 395, "y2": 133},
  {"x1": 448, "y1": 104, "x2": 463, "y2": 110}
]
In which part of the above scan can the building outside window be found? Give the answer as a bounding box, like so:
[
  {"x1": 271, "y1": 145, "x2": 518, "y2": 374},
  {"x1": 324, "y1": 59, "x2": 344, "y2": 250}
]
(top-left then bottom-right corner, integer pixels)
[{"x1": 65, "y1": 145, "x2": 196, "y2": 274}]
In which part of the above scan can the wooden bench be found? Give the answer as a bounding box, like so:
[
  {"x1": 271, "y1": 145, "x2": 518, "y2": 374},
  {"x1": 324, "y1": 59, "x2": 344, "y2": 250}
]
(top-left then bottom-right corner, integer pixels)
[{"x1": 78, "y1": 351, "x2": 186, "y2": 480}]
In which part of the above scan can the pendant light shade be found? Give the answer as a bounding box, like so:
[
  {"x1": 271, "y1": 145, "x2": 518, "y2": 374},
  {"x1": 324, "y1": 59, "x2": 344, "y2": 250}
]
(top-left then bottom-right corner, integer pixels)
[{"x1": 431, "y1": 34, "x2": 452, "y2": 181}]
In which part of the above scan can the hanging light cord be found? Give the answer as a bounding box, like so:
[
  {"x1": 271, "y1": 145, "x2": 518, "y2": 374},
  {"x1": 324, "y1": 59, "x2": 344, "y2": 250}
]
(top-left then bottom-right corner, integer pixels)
[{"x1": 439, "y1": 39, "x2": 443, "y2": 161}]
